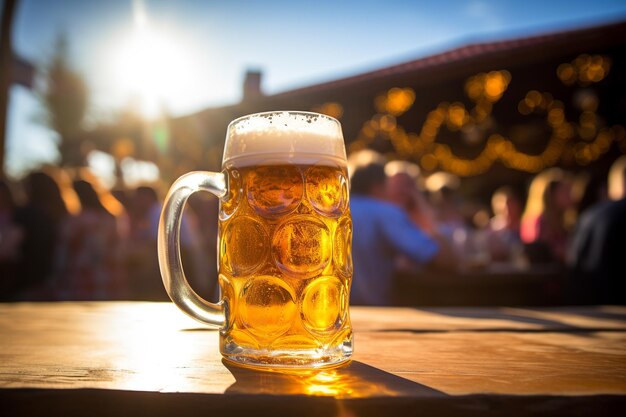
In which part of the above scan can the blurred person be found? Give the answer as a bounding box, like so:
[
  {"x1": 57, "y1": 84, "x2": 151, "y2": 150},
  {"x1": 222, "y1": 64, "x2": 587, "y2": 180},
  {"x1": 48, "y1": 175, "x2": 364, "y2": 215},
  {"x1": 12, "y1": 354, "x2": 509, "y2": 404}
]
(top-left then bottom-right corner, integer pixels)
[
  {"x1": 111, "y1": 188, "x2": 131, "y2": 211},
  {"x1": 347, "y1": 149, "x2": 387, "y2": 178},
  {"x1": 521, "y1": 168, "x2": 572, "y2": 263},
  {"x1": 425, "y1": 172, "x2": 472, "y2": 265},
  {"x1": 0, "y1": 181, "x2": 23, "y2": 297},
  {"x1": 12, "y1": 171, "x2": 70, "y2": 298},
  {"x1": 187, "y1": 192, "x2": 220, "y2": 302},
  {"x1": 57, "y1": 179, "x2": 126, "y2": 300},
  {"x1": 78, "y1": 169, "x2": 130, "y2": 239},
  {"x1": 385, "y1": 161, "x2": 457, "y2": 273},
  {"x1": 350, "y1": 162, "x2": 456, "y2": 306},
  {"x1": 126, "y1": 185, "x2": 203, "y2": 300},
  {"x1": 568, "y1": 156, "x2": 626, "y2": 304},
  {"x1": 487, "y1": 186, "x2": 524, "y2": 263},
  {"x1": 385, "y1": 161, "x2": 437, "y2": 234},
  {"x1": 385, "y1": 160, "x2": 422, "y2": 185},
  {"x1": 425, "y1": 172, "x2": 467, "y2": 239},
  {"x1": 125, "y1": 186, "x2": 164, "y2": 300},
  {"x1": 129, "y1": 186, "x2": 160, "y2": 242},
  {"x1": 570, "y1": 171, "x2": 607, "y2": 222}
]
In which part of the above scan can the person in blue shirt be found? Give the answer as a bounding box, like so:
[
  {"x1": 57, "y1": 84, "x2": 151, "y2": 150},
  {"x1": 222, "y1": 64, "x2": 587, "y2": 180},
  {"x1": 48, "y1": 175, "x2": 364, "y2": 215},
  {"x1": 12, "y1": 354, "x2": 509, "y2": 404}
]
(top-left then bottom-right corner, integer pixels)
[{"x1": 349, "y1": 162, "x2": 455, "y2": 306}]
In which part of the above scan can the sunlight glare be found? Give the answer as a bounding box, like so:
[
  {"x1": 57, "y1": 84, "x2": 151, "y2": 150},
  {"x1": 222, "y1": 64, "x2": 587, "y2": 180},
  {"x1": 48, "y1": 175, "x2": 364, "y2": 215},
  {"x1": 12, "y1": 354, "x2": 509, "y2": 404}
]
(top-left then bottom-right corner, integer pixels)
[
  {"x1": 121, "y1": 157, "x2": 160, "y2": 187},
  {"x1": 110, "y1": 22, "x2": 204, "y2": 118},
  {"x1": 87, "y1": 150, "x2": 116, "y2": 189}
]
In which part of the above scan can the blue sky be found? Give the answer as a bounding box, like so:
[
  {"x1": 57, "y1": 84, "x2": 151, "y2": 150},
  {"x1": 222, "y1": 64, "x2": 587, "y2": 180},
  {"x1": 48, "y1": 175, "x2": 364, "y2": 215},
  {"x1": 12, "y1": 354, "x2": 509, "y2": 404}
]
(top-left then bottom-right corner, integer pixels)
[{"x1": 6, "y1": 0, "x2": 626, "y2": 176}]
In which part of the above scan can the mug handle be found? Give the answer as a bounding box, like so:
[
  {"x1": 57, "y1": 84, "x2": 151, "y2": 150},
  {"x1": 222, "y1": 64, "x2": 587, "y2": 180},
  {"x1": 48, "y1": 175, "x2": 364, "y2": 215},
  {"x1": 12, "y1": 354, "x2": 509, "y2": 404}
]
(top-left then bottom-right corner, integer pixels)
[{"x1": 158, "y1": 171, "x2": 227, "y2": 327}]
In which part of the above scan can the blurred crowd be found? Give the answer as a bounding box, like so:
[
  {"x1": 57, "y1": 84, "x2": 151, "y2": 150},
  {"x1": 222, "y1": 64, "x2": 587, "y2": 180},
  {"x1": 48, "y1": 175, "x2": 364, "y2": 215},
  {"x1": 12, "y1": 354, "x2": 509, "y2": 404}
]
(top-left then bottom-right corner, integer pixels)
[
  {"x1": 348, "y1": 151, "x2": 626, "y2": 306},
  {"x1": 1, "y1": 154, "x2": 625, "y2": 306},
  {"x1": 0, "y1": 169, "x2": 217, "y2": 302}
]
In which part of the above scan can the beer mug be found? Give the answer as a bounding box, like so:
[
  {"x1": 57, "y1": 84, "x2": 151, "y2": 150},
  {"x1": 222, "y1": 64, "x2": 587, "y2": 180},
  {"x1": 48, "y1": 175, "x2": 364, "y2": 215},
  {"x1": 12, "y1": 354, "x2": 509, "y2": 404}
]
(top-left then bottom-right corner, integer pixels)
[{"x1": 158, "y1": 111, "x2": 353, "y2": 369}]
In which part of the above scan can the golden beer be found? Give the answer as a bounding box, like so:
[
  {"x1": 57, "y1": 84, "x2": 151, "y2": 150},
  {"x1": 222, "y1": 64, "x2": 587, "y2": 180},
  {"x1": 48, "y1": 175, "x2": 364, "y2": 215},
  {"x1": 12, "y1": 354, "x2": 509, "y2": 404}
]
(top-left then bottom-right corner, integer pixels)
[
  {"x1": 159, "y1": 111, "x2": 352, "y2": 368},
  {"x1": 218, "y1": 163, "x2": 353, "y2": 366}
]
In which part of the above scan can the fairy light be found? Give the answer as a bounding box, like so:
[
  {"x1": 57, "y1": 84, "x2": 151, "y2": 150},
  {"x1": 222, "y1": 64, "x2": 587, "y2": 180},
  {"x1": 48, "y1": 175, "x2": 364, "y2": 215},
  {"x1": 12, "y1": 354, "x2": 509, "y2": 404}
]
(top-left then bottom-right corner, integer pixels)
[
  {"x1": 375, "y1": 87, "x2": 416, "y2": 116},
  {"x1": 312, "y1": 102, "x2": 344, "y2": 120},
  {"x1": 557, "y1": 54, "x2": 611, "y2": 86},
  {"x1": 347, "y1": 55, "x2": 623, "y2": 177}
]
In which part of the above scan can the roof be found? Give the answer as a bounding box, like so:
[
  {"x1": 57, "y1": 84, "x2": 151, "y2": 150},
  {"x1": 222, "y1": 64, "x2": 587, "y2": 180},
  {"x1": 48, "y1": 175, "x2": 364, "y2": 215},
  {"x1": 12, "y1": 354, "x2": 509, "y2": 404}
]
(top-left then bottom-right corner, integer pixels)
[{"x1": 270, "y1": 19, "x2": 626, "y2": 99}]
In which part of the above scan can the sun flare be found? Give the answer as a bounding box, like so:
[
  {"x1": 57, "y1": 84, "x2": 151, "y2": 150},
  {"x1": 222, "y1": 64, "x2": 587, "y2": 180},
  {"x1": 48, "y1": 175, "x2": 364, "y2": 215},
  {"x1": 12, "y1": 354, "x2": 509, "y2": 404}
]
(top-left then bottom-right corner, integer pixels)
[{"x1": 109, "y1": 23, "x2": 203, "y2": 118}]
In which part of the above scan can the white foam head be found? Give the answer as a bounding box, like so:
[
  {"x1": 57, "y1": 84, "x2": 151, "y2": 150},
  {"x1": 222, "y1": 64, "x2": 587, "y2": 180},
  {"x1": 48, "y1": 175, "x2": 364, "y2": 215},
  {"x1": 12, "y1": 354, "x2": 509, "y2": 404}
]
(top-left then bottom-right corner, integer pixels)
[{"x1": 223, "y1": 111, "x2": 346, "y2": 167}]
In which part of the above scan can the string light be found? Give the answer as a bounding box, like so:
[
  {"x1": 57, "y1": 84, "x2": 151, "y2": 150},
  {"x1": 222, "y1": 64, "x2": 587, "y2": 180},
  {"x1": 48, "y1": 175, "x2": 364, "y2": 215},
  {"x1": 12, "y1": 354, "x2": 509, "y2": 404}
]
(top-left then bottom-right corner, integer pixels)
[
  {"x1": 375, "y1": 87, "x2": 415, "y2": 116},
  {"x1": 312, "y1": 102, "x2": 344, "y2": 120},
  {"x1": 348, "y1": 54, "x2": 623, "y2": 177}
]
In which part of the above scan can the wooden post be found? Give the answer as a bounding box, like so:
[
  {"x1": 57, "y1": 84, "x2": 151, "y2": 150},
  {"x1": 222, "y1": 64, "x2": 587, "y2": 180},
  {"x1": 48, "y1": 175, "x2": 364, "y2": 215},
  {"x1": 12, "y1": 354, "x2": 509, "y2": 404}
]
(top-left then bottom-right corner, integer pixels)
[{"x1": 0, "y1": 0, "x2": 18, "y2": 178}]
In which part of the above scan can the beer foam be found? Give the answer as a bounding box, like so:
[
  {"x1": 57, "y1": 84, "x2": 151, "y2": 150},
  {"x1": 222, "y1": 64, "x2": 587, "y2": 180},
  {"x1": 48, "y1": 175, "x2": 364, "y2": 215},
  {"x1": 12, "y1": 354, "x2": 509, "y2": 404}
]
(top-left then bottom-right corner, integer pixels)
[{"x1": 223, "y1": 112, "x2": 347, "y2": 167}]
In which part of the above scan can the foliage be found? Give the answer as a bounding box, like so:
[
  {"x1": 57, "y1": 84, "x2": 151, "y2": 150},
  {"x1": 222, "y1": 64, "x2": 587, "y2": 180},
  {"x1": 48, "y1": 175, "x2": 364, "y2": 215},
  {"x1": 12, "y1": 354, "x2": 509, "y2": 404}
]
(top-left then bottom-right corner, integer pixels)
[{"x1": 41, "y1": 33, "x2": 89, "y2": 166}]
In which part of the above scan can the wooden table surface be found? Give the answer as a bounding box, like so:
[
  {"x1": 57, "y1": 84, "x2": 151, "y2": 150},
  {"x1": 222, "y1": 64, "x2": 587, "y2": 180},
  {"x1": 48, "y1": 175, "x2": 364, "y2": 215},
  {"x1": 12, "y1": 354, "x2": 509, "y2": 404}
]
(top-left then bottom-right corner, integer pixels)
[{"x1": 1, "y1": 302, "x2": 625, "y2": 416}]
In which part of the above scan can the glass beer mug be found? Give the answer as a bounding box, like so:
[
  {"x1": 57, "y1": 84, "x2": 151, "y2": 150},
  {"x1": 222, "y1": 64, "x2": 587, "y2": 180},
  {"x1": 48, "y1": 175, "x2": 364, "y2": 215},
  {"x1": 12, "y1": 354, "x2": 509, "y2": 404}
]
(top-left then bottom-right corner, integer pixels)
[{"x1": 158, "y1": 111, "x2": 353, "y2": 369}]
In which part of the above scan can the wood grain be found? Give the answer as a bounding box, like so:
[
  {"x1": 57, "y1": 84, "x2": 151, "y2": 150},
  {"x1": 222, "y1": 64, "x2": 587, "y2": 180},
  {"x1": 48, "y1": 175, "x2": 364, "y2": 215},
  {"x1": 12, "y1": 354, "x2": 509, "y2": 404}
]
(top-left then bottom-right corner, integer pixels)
[{"x1": 1, "y1": 302, "x2": 625, "y2": 415}]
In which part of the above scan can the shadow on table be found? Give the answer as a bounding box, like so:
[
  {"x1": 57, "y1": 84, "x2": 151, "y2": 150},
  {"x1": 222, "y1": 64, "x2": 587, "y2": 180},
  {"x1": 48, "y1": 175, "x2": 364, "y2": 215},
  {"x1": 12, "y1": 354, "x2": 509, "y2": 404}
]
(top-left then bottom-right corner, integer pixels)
[
  {"x1": 404, "y1": 306, "x2": 626, "y2": 335},
  {"x1": 223, "y1": 359, "x2": 444, "y2": 399}
]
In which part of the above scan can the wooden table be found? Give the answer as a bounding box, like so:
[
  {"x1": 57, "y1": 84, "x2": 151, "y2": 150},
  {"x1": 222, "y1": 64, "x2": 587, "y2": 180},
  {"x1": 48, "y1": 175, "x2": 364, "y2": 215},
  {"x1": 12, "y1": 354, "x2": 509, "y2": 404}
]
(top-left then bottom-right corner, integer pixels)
[{"x1": 1, "y1": 302, "x2": 625, "y2": 416}]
